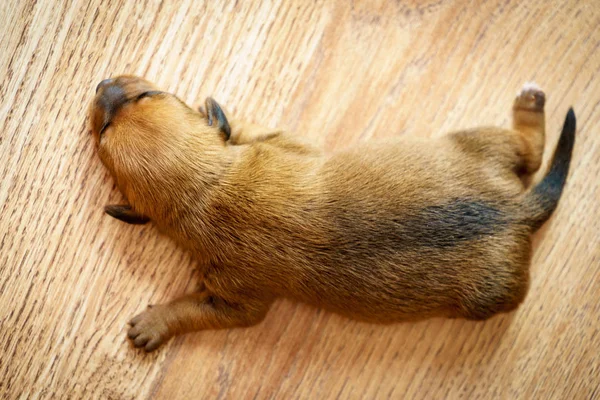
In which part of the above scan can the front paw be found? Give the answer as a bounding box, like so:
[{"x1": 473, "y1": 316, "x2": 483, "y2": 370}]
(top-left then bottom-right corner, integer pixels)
[{"x1": 127, "y1": 306, "x2": 171, "y2": 352}]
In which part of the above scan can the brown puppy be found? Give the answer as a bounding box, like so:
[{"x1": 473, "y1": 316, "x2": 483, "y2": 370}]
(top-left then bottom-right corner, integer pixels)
[{"x1": 89, "y1": 76, "x2": 575, "y2": 352}]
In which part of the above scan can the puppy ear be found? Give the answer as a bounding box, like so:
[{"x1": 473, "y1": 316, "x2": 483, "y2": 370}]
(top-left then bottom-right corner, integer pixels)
[
  {"x1": 205, "y1": 97, "x2": 231, "y2": 141},
  {"x1": 105, "y1": 205, "x2": 150, "y2": 225}
]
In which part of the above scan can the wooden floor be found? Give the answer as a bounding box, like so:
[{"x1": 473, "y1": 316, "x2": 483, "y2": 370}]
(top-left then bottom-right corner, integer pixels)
[{"x1": 1, "y1": 1, "x2": 599, "y2": 398}]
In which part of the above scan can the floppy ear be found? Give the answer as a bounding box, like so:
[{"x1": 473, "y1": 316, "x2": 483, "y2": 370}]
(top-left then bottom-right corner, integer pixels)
[
  {"x1": 205, "y1": 97, "x2": 231, "y2": 141},
  {"x1": 105, "y1": 204, "x2": 150, "y2": 225}
]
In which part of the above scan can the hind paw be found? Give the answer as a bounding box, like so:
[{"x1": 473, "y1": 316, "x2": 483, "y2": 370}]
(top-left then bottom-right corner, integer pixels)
[{"x1": 514, "y1": 82, "x2": 545, "y2": 112}]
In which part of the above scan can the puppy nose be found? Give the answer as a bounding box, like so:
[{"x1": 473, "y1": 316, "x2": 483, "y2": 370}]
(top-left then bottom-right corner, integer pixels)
[
  {"x1": 95, "y1": 81, "x2": 127, "y2": 124},
  {"x1": 96, "y1": 78, "x2": 114, "y2": 93}
]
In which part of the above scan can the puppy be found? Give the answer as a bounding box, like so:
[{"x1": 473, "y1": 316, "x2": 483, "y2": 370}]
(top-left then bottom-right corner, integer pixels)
[{"x1": 89, "y1": 76, "x2": 575, "y2": 352}]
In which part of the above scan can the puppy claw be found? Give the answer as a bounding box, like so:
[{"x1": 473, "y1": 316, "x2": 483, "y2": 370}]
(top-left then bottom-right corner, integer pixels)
[
  {"x1": 145, "y1": 338, "x2": 163, "y2": 352},
  {"x1": 515, "y1": 82, "x2": 545, "y2": 112},
  {"x1": 519, "y1": 81, "x2": 541, "y2": 93},
  {"x1": 129, "y1": 314, "x2": 143, "y2": 326},
  {"x1": 134, "y1": 334, "x2": 151, "y2": 347},
  {"x1": 127, "y1": 326, "x2": 140, "y2": 339}
]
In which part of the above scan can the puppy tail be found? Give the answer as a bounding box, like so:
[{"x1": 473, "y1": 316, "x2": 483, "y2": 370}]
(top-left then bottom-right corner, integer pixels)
[{"x1": 523, "y1": 108, "x2": 576, "y2": 231}]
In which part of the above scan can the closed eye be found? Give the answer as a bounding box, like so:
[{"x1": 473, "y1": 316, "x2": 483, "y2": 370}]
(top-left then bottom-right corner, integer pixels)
[
  {"x1": 99, "y1": 121, "x2": 110, "y2": 135},
  {"x1": 135, "y1": 90, "x2": 165, "y2": 101}
]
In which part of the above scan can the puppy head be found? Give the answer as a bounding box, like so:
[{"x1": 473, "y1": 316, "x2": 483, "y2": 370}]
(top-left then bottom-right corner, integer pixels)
[{"x1": 89, "y1": 75, "x2": 231, "y2": 206}]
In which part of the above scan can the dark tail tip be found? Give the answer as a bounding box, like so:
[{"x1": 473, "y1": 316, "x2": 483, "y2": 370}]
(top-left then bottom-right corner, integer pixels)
[{"x1": 526, "y1": 107, "x2": 576, "y2": 230}]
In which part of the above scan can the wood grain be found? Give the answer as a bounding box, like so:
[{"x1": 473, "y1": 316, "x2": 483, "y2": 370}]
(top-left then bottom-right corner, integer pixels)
[{"x1": 1, "y1": 0, "x2": 599, "y2": 398}]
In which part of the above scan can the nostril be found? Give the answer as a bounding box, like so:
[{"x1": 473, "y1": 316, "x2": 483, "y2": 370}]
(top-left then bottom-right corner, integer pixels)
[{"x1": 96, "y1": 78, "x2": 114, "y2": 93}]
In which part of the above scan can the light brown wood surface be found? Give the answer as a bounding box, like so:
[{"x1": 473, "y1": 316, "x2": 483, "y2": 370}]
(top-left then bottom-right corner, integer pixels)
[{"x1": 1, "y1": 1, "x2": 599, "y2": 399}]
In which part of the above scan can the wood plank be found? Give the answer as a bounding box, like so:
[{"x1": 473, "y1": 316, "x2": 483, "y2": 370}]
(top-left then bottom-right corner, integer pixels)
[{"x1": 0, "y1": 0, "x2": 598, "y2": 398}]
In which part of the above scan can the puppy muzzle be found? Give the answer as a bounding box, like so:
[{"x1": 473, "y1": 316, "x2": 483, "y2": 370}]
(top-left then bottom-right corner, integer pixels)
[{"x1": 92, "y1": 76, "x2": 159, "y2": 135}]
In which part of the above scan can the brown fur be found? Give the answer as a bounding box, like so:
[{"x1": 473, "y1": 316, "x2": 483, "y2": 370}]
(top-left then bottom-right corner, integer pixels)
[{"x1": 89, "y1": 76, "x2": 574, "y2": 351}]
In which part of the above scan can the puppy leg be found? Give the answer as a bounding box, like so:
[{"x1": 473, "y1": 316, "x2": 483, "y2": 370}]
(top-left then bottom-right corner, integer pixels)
[
  {"x1": 228, "y1": 119, "x2": 282, "y2": 145},
  {"x1": 449, "y1": 83, "x2": 545, "y2": 179},
  {"x1": 127, "y1": 292, "x2": 271, "y2": 351},
  {"x1": 196, "y1": 99, "x2": 318, "y2": 153},
  {"x1": 512, "y1": 82, "x2": 546, "y2": 175},
  {"x1": 228, "y1": 119, "x2": 322, "y2": 157}
]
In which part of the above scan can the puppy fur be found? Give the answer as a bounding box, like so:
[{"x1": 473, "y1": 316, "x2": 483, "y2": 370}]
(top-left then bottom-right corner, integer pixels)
[{"x1": 89, "y1": 76, "x2": 575, "y2": 351}]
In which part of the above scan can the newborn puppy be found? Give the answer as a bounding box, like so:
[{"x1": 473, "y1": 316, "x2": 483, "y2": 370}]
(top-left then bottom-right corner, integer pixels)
[{"x1": 89, "y1": 76, "x2": 575, "y2": 351}]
